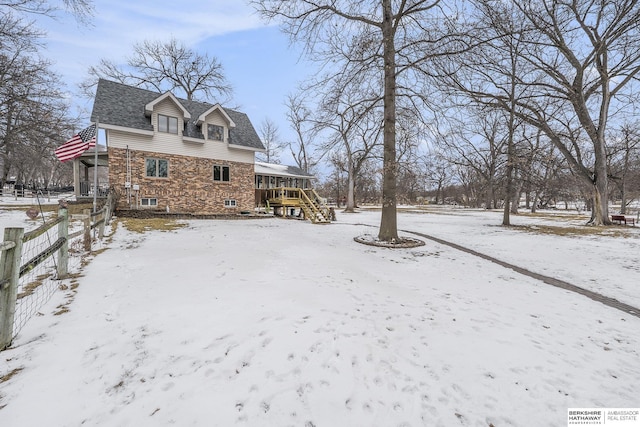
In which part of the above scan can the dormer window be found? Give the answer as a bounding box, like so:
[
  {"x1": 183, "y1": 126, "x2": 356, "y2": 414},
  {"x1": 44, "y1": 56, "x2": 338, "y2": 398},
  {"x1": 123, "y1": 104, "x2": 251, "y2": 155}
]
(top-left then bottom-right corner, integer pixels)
[
  {"x1": 158, "y1": 114, "x2": 178, "y2": 134},
  {"x1": 208, "y1": 124, "x2": 224, "y2": 141}
]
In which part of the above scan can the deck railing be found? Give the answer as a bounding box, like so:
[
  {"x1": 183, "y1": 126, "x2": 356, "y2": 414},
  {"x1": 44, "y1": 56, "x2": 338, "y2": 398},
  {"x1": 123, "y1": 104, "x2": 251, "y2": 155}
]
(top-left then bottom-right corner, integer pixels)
[
  {"x1": 266, "y1": 187, "x2": 331, "y2": 223},
  {"x1": 78, "y1": 180, "x2": 109, "y2": 198}
]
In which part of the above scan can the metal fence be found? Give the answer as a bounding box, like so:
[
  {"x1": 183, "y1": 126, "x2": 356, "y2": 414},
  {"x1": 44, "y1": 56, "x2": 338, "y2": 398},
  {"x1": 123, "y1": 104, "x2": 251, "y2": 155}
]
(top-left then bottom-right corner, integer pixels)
[{"x1": 0, "y1": 196, "x2": 116, "y2": 350}]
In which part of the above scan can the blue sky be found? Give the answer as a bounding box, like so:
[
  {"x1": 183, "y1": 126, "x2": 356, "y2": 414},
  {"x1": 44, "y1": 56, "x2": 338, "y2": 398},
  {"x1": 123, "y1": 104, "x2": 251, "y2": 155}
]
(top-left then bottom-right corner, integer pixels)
[{"x1": 35, "y1": 0, "x2": 312, "y2": 164}]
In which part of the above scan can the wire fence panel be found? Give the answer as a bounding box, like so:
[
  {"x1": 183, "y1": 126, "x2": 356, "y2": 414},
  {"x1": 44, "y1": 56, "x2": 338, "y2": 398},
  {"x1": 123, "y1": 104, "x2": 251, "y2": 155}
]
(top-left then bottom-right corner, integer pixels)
[
  {"x1": 13, "y1": 223, "x2": 62, "y2": 338},
  {"x1": 1, "y1": 193, "x2": 117, "y2": 350}
]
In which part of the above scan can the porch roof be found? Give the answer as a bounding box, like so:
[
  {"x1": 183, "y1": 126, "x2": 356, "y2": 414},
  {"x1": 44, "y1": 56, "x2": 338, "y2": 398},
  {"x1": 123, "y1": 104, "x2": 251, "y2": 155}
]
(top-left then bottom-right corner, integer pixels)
[
  {"x1": 254, "y1": 162, "x2": 314, "y2": 180},
  {"x1": 77, "y1": 148, "x2": 109, "y2": 167}
]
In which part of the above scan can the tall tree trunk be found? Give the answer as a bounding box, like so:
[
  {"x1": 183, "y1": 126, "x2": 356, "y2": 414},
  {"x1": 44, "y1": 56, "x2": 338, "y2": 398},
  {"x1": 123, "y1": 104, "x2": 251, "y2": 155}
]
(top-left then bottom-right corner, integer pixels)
[
  {"x1": 587, "y1": 122, "x2": 610, "y2": 224},
  {"x1": 502, "y1": 164, "x2": 512, "y2": 225},
  {"x1": 591, "y1": 173, "x2": 609, "y2": 225},
  {"x1": 531, "y1": 190, "x2": 537, "y2": 213},
  {"x1": 503, "y1": 31, "x2": 519, "y2": 226},
  {"x1": 503, "y1": 114, "x2": 515, "y2": 225},
  {"x1": 510, "y1": 178, "x2": 521, "y2": 214},
  {"x1": 345, "y1": 159, "x2": 356, "y2": 212},
  {"x1": 378, "y1": 0, "x2": 398, "y2": 242},
  {"x1": 620, "y1": 181, "x2": 627, "y2": 215},
  {"x1": 486, "y1": 181, "x2": 494, "y2": 209}
]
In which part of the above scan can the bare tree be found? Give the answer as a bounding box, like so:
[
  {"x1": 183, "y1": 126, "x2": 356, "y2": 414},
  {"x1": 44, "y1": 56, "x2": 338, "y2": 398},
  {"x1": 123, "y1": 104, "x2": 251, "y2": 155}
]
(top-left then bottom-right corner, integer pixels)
[
  {"x1": 609, "y1": 124, "x2": 640, "y2": 214},
  {"x1": 0, "y1": 1, "x2": 92, "y2": 190},
  {"x1": 2, "y1": 0, "x2": 93, "y2": 22},
  {"x1": 435, "y1": 110, "x2": 508, "y2": 210},
  {"x1": 252, "y1": 0, "x2": 454, "y2": 242},
  {"x1": 325, "y1": 151, "x2": 348, "y2": 206},
  {"x1": 314, "y1": 77, "x2": 382, "y2": 212},
  {"x1": 0, "y1": 61, "x2": 72, "y2": 187},
  {"x1": 421, "y1": 149, "x2": 451, "y2": 205},
  {"x1": 394, "y1": 107, "x2": 431, "y2": 204},
  {"x1": 83, "y1": 38, "x2": 232, "y2": 102},
  {"x1": 285, "y1": 93, "x2": 321, "y2": 174},
  {"x1": 444, "y1": 0, "x2": 640, "y2": 225},
  {"x1": 1, "y1": 11, "x2": 74, "y2": 187},
  {"x1": 256, "y1": 117, "x2": 284, "y2": 164}
]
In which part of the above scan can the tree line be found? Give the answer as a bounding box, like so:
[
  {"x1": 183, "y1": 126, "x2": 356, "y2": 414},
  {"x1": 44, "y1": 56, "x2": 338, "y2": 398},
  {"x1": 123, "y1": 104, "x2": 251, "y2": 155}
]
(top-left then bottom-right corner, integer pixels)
[
  {"x1": 2, "y1": 0, "x2": 639, "y2": 239},
  {"x1": 252, "y1": 0, "x2": 640, "y2": 235},
  {"x1": 1, "y1": 2, "x2": 83, "y2": 190},
  {"x1": 316, "y1": 110, "x2": 640, "y2": 215}
]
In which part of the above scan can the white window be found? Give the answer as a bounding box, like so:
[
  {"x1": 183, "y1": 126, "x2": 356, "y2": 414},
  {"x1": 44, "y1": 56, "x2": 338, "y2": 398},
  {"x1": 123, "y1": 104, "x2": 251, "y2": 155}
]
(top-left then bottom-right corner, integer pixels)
[
  {"x1": 208, "y1": 124, "x2": 224, "y2": 141},
  {"x1": 158, "y1": 114, "x2": 178, "y2": 134},
  {"x1": 141, "y1": 198, "x2": 157, "y2": 207},
  {"x1": 224, "y1": 199, "x2": 237, "y2": 208}
]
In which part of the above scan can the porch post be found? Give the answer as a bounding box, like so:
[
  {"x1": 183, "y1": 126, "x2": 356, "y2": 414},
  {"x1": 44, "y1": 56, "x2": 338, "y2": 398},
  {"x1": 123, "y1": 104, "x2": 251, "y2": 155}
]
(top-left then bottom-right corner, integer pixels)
[
  {"x1": 83, "y1": 166, "x2": 89, "y2": 195},
  {"x1": 73, "y1": 158, "x2": 81, "y2": 198}
]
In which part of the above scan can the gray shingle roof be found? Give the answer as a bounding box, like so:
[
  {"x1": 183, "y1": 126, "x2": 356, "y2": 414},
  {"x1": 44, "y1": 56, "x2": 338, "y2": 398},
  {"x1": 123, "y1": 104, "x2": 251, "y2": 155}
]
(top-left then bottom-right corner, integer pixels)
[{"x1": 91, "y1": 79, "x2": 265, "y2": 150}]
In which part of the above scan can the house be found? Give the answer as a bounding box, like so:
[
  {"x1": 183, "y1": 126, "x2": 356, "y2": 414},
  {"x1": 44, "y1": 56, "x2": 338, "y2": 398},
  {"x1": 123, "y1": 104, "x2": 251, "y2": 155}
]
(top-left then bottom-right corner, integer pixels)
[
  {"x1": 88, "y1": 79, "x2": 265, "y2": 214},
  {"x1": 82, "y1": 79, "x2": 331, "y2": 222}
]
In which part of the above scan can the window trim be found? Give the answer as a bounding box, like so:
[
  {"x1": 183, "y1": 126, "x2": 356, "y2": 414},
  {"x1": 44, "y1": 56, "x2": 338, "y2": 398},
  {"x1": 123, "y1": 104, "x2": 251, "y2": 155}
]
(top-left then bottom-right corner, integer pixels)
[
  {"x1": 224, "y1": 199, "x2": 237, "y2": 208},
  {"x1": 145, "y1": 158, "x2": 169, "y2": 179},
  {"x1": 141, "y1": 197, "x2": 158, "y2": 207},
  {"x1": 158, "y1": 114, "x2": 178, "y2": 134},
  {"x1": 207, "y1": 124, "x2": 224, "y2": 141},
  {"x1": 213, "y1": 165, "x2": 230, "y2": 182}
]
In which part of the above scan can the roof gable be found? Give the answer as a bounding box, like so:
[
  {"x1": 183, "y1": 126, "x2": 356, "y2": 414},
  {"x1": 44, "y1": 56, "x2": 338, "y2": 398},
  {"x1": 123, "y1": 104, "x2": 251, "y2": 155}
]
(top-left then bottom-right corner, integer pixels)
[
  {"x1": 145, "y1": 92, "x2": 191, "y2": 120},
  {"x1": 197, "y1": 104, "x2": 235, "y2": 128}
]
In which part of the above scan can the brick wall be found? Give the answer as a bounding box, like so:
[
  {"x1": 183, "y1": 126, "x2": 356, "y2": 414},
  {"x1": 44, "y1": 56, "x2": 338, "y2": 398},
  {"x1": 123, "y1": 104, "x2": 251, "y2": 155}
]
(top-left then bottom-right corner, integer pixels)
[{"x1": 109, "y1": 147, "x2": 255, "y2": 214}]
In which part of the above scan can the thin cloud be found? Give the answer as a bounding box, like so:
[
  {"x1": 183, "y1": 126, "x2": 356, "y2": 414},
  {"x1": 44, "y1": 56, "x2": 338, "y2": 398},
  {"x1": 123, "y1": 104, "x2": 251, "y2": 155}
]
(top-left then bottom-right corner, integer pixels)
[{"x1": 38, "y1": 0, "x2": 266, "y2": 87}]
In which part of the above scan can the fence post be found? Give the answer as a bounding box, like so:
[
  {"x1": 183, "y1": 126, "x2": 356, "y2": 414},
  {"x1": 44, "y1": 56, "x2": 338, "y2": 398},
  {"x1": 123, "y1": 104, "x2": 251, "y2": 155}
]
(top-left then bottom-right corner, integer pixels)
[
  {"x1": 98, "y1": 208, "x2": 105, "y2": 239},
  {"x1": 57, "y1": 207, "x2": 69, "y2": 278},
  {"x1": 83, "y1": 208, "x2": 91, "y2": 252},
  {"x1": 105, "y1": 199, "x2": 112, "y2": 226},
  {"x1": 0, "y1": 228, "x2": 25, "y2": 350}
]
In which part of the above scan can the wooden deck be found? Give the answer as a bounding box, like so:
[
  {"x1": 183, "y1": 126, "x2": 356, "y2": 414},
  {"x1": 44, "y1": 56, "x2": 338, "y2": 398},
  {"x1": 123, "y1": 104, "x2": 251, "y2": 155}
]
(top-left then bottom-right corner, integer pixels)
[{"x1": 266, "y1": 187, "x2": 332, "y2": 224}]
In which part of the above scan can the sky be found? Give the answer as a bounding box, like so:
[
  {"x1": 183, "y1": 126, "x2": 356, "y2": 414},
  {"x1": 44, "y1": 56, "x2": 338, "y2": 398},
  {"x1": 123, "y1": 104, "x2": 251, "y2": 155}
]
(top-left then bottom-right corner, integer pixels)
[
  {"x1": 33, "y1": 0, "x2": 312, "y2": 165},
  {"x1": 1, "y1": 203, "x2": 639, "y2": 425}
]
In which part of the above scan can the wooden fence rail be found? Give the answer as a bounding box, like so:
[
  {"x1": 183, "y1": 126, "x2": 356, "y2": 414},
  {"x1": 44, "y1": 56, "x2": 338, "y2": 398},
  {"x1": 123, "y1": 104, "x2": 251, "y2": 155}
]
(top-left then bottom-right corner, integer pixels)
[
  {"x1": 0, "y1": 194, "x2": 115, "y2": 351},
  {"x1": 0, "y1": 228, "x2": 24, "y2": 351}
]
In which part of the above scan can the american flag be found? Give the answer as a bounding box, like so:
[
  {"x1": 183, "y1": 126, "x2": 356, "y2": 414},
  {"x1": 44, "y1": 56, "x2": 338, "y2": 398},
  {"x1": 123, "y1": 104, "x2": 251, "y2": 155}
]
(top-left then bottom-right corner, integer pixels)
[{"x1": 55, "y1": 123, "x2": 97, "y2": 162}]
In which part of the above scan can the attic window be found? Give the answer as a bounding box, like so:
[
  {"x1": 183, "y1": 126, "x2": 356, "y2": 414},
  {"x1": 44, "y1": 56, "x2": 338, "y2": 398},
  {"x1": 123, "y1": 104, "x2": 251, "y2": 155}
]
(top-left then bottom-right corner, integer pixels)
[
  {"x1": 158, "y1": 114, "x2": 178, "y2": 134},
  {"x1": 208, "y1": 124, "x2": 224, "y2": 141}
]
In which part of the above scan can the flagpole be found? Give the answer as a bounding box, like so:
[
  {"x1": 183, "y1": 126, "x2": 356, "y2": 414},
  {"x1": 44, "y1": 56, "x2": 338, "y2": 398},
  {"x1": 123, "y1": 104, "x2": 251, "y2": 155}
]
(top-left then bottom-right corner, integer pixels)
[{"x1": 93, "y1": 118, "x2": 99, "y2": 214}]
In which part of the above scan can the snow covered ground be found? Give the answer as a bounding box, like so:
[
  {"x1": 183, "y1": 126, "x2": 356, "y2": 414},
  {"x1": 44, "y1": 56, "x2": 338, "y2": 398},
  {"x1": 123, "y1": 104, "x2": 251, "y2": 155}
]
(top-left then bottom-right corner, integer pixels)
[{"x1": 0, "y1": 205, "x2": 639, "y2": 426}]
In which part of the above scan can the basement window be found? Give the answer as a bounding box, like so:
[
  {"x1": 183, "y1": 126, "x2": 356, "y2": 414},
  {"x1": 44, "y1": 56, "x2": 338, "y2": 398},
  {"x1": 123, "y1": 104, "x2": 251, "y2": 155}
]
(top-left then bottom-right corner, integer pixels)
[
  {"x1": 141, "y1": 198, "x2": 157, "y2": 207},
  {"x1": 224, "y1": 199, "x2": 237, "y2": 208}
]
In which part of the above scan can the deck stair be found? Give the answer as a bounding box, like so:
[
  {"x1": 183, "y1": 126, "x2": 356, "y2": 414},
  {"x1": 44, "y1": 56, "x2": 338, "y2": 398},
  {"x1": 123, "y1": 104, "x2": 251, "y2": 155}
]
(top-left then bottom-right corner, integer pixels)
[
  {"x1": 266, "y1": 187, "x2": 331, "y2": 224},
  {"x1": 299, "y1": 189, "x2": 331, "y2": 224}
]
